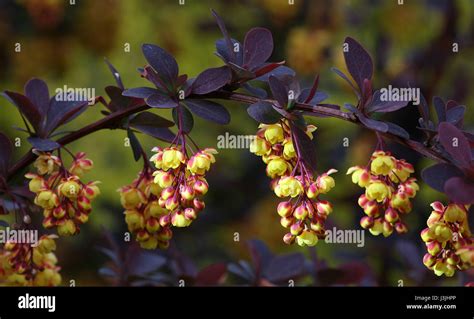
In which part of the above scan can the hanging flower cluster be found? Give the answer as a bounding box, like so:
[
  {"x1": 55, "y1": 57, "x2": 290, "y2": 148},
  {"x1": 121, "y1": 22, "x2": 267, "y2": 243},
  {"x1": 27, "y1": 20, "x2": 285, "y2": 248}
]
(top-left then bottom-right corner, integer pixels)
[
  {"x1": 250, "y1": 120, "x2": 337, "y2": 247},
  {"x1": 0, "y1": 235, "x2": 61, "y2": 286},
  {"x1": 26, "y1": 151, "x2": 100, "y2": 236},
  {"x1": 119, "y1": 146, "x2": 216, "y2": 249},
  {"x1": 421, "y1": 202, "x2": 473, "y2": 277},
  {"x1": 347, "y1": 150, "x2": 418, "y2": 237}
]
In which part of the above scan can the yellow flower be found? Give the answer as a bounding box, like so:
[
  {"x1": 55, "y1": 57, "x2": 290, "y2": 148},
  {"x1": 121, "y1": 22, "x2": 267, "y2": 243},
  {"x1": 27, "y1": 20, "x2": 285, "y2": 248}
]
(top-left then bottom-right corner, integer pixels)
[
  {"x1": 346, "y1": 166, "x2": 371, "y2": 187},
  {"x1": 187, "y1": 149, "x2": 217, "y2": 175},
  {"x1": 296, "y1": 229, "x2": 318, "y2": 246},
  {"x1": 161, "y1": 147, "x2": 186, "y2": 170},
  {"x1": 25, "y1": 173, "x2": 46, "y2": 193},
  {"x1": 444, "y1": 204, "x2": 466, "y2": 223},
  {"x1": 305, "y1": 124, "x2": 317, "y2": 139},
  {"x1": 119, "y1": 187, "x2": 146, "y2": 209},
  {"x1": 124, "y1": 209, "x2": 144, "y2": 231},
  {"x1": 389, "y1": 160, "x2": 414, "y2": 182},
  {"x1": 33, "y1": 268, "x2": 61, "y2": 286},
  {"x1": 250, "y1": 136, "x2": 271, "y2": 156},
  {"x1": 370, "y1": 151, "x2": 396, "y2": 176},
  {"x1": 34, "y1": 190, "x2": 59, "y2": 209},
  {"x1": 274, "y1": 176, "x2": 304, "y2": 198},
  {"x1": 69, "y1": 152, "x2": 93, "y2": 177},
  {"x1": 83, "y1": 181, "x2": 101, "y2": 200},
  {"x1": 365, "y1": 181, "x2": 391, "y2": 202},
  {"x1": 282, "y1": 138, "x2": 296, "y2": 159},
  {"x1": 57, "y1": 219, "x2": 77, "y2": 236},
  {"x1": 316, "y1": 169, "x2": 337, "y2": 194},
  {"x1": 139, "y1": 237, "x2": 159, "y2": 250},
  {"x1": 260, "y1": 124, "x2": 284, "y2": 144},
  {"x1": 58, "y1": 179, "x2": 81, "y2": 199},
  {"x1": 153, "y1": 170, "x2": 174, "y2": 188},
  {"x1": 390, "y1": 192, "x2": 412, "y2": 213},
  {"x1": 33, "y1": 153, "x2": 60, "y2": 175},
  {"x1": 266, "y1": 156, "x2": 290, "y2": 178},
  {"x1": 171, "y1": 211, "x2": 192, "y2": 227}
]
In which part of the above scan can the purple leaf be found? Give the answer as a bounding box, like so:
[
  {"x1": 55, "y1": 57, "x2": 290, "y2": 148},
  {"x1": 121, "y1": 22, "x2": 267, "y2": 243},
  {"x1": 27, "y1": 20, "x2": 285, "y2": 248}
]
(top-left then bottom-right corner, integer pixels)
[
  {"x1": 128, "y1": 251, "x2": 167, "y2": 276},
  {"x1": 343, "y1": 37, "x2": 373, "y2": 92},
  {"x1": 122, "y1": 87, "x2": 158, "y2": 99},
  {"x1": 263, "y1": 253, "x2": 306, "y2": 283},
  {"x1": 254, "y1": 62, "x2": 285, "y2": 78},
  {"x1": 353, "y1": 110, "x2": 389, "y2": 133},
  {"x1": 242, "y1": 83, "x2": 267, "y2": 98},
  {"x1": 247, "y1": 240, "x2": 273, "y2": 274},
  {"x1": 194, "y1": 263, "x2": 227, "y2": 286},
  {"x1": 211, "y1": 9, "x2": 236, "y2": 64},
  {"x1": 438, "y1": 122, "x2": 472, "y2": 168},
  {"x1": 298, "y1": 89, "x2": 328, "y2": 105},
  {"x1": 433, "y1": 96, "x2": 446, "y2": 123},
  {"x1": 418, "y1": 94, "x2": 430, "y2": 122},
  {"x1": 142, "y1": 44, "x2": 179, "y2": 86},
  {"x1": 444, "y1": 177, "x2": 474, "y2": 204},
  {"x1": 142, "y1": 66, "x2": 168, "y2": 90},
  {"x1": 421, "y1": 163, "x2": 464, "y2": 193},
  {"x1": 104, "y1": 58, "x2": 124, "y2": 90},
  {"x1": 366, "y1": 90, "x2": 408, "y2": 113},
  {"x1": 184, "y1": 99, "x2": 230, "y2": 125},
  {"x1": 243, "y1": 27, "x2": 273, "y2": 70},
  {"x1": 24, "y1": 78, "x2": 50, "y2": 116},
  {"x1": 292, "y1": 123, "x2": 317, "y2": 172},
  {"x1": 145, "y1": 93, "x2": 176, "y2": 109},
  {"x1": 105, "y1": 86, "x2": 135, "y2": 112},
  {"x1": 27, "y1": 137, "x2": 60, "y2": 152},
  {"x1": 192, "y1": 66, "x2": 232, "y2": 95},
  {"x1": 268, "y1": 76, "x2": 288, "y2": 108},
  {"x1": 247, "y1": 101, "x2": 282, "y2": 124},
  {"x1": 227, "y1": 61, "x2": 255, "y2": 80},
  {"x1": 172, "y1": 105, "x2": 194, "y2": 133},
  {"x1": 45, "y1": 98, "x2": 89, "y2": 134},
  {"x1": 216, "y1": 38, "x2": 242, "y2": 65},
  {"x1": 446, "y1": 105, "x2": 465, "y2": 127},
  {"x1": 255, "y1": 65, "x2": 295, "y2": 82},
  {"x1": 127, "y1": 128, "x2": 143, "y2": 161},
  {"x1": 386, "y1": 122, "x2": 410, "y2": 139},
  {"x1": 0, "y1": 132, "x2": 13, "y2": 177},
  {"x1": 3, "y1": 91, "x2": 42, "y2": 132}
]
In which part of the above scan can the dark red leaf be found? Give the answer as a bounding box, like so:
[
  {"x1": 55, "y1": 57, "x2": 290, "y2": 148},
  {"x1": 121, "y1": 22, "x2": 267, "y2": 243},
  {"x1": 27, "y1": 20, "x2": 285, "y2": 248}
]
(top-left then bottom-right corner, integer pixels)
[
  {"x1": 173, "y1": 105, "x2": 194, "y2": 133},
  {"x1": 386, "y1": 122, "x2": 410, "y2": 139},
  {"x1": 263, "y1": 253, "x2": 306, "y2": 283},
  {"x1": 0, "y1": 132, "x2": 13, "y2": 177},
  {"x1": 438, "y1": 122, "x2": 472, "y2": 168},
  {"x1": 145, "y1": 93, "x2": 176, "y2": 109},
  {"x1": 433, "y1": 96, "x2": 446, "y2": 123},
  {"x1": 122, "y1": 87, "x2": 158, "y2": 99},
  {"x1": 292, "y1": 123, "x2": 318, "y2": 172},
  {"x1": 255, "y1": 65, "x2": 295, "y2": 82},
  {"x1": 45, "y1": 99, "x2": 89, "y2": 134},
  {"x1": 343, "y1": 37, "x2": 373, "y2": 92},
  {"x1": 104, "y1": 58, "x2": 124, "y2": 90},
  {"x1": 268, "y1": 76, "x2": 288, "y2": 108},
  {"x1": 211, "y1": 9, "x2": 236, "y2": 63},
  {"x1": 192, "y1": 66, "x2": 232, "y2": 95},
  {"x1": 24, "y1": 78, "x2": 50, "y2": 116},
  {"x1": 444, "y1": 177, "x2": 474, "y2": 204},
  {"x1": 27, "y1": 137, "x2": 60, "y2": 152},
  {"x1": 194, "y1": 263, "x2": 227, "y2": 286},
  {"x1": 421, "y1": 163, "x2": 464, "y2": 193},
  {"x1": 243, "y1": 27, "x2": 273, "y2": 70},
  {"x1": 366, "y1": 90, "x2": 408, "y2": 113},
  {"x1": 247, "y1": 240, "x2": 273, "y2": 274},
  {"x1": 3, "y1": 91, "x2": 42, "y2": 132},
  {"x1": 247, "y1": 101, "x2": 282, "y2": 124},
  {"x1": 184, "y1": 99, "x2": 230, "y2": 125},
  {"x1": 142, "y1": 44, "x2": 179, "y2": 86},
  {"x1": 254, "y1": 62, "x2": 285, "y2": 78}
]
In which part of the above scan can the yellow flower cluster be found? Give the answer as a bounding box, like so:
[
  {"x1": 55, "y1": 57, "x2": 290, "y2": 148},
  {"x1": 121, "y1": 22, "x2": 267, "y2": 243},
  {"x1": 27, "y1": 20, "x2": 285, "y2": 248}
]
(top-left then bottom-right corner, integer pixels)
[
  {"x1": 119, "y1": 146, "x2": 216, "y2": 250},
  {"x1": 0, "y1": 235, "x2": 61, "y2": 286},
  {"x1": 347, "y1": 150, "x2": 418, "y2": 237},
  {"x1": 26, "y1": 152, "x2": 100, "y2": 236},
  {"x1": 421, "y1": 202, "x2": 473, "y2": 277},
  {"x1": 250, "y1": 120, "x2": 336, "y2": 247}
]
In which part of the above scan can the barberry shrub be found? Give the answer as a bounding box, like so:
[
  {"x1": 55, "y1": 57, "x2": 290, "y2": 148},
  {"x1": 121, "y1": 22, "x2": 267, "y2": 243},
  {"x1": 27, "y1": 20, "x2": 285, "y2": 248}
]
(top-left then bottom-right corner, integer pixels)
[{"x1": 0, "y1": 9, "x2": 472, "y2": 286}]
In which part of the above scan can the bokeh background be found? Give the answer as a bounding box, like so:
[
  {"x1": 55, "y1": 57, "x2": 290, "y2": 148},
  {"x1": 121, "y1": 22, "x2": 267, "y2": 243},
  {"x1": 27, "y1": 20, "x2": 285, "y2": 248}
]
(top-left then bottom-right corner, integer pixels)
[{"x1": 0, "y1": 0, "x2": 473, "y2": 286}]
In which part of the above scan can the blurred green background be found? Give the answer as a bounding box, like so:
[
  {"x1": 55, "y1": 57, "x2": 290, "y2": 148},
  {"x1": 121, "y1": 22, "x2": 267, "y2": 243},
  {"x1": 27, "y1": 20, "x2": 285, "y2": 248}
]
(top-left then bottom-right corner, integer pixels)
[{"x1": 0, "y1": 0, "x2": 473, "y2": 286}]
